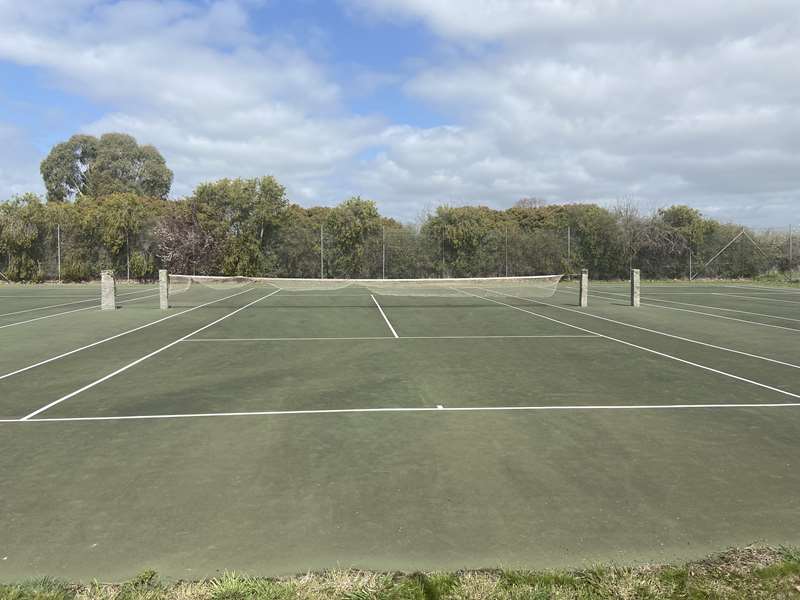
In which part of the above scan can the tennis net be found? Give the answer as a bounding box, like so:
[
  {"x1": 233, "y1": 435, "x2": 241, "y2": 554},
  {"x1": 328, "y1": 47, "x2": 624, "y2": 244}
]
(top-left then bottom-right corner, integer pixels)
[{"x1": 164, "y1": 273, "x2": 564, "y2": 308}]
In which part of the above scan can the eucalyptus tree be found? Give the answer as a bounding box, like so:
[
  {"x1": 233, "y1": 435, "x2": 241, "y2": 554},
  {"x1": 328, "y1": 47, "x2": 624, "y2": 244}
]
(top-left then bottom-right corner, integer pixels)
[{"x1": 40, "y1": 133, "x2": 173, "y2": 202}]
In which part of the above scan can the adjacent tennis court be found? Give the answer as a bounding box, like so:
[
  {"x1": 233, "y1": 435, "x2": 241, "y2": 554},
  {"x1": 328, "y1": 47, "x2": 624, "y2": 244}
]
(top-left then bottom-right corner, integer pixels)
[{"x1": 1, "y1": 276, "x2": 799, "y2": 580}]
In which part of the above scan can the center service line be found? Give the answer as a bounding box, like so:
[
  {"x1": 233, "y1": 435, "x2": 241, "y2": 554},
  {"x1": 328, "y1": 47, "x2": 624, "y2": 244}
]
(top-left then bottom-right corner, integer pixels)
[{"x1": 371, "y1": 294, "x2": 399, "y2": 338}]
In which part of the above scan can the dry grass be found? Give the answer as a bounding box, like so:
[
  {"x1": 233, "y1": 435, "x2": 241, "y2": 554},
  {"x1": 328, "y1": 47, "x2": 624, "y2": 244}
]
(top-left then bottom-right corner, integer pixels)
[{"x1": 2, "y1": 546, "x2": 799, "y2": 600}]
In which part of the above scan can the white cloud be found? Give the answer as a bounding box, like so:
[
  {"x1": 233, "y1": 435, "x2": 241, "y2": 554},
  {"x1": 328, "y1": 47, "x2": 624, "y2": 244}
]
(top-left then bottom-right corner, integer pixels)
[
  {"x1": 0, "y1": 0, "x2": 799, "y2": 225},
  {"x1": 0, "y1": 0, "x2": 384, "y2": 204},
  {"x1": 348, "y1": 0, "x2": 800, "y2": 45},
  {"x1": 0, "y1": 123, "x2": 43, "y2": 198},
  {"x1": 343, "y1": 0, "x2": 800, "y2": 225}
]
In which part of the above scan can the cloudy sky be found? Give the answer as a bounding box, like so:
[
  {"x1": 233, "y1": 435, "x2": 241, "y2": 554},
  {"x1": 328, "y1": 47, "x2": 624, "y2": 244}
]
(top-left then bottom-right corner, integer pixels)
[{"x1": 1, "y1": 0, "x2": 799, "y2": 225}]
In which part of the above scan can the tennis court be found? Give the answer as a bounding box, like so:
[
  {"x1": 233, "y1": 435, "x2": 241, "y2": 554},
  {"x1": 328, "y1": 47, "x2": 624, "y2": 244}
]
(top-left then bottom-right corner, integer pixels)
[{"x1": 1, "y1": 276, "x2": 799, "y2": 580}]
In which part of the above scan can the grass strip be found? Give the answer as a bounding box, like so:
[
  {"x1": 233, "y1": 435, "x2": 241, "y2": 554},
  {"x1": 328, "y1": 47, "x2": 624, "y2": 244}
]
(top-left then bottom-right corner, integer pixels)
[{"x1": 2, "y1": 545, "x2": 799, "y2": 600}]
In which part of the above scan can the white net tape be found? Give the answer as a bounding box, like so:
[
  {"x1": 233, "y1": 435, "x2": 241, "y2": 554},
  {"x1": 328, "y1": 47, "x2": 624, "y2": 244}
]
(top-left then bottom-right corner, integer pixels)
[{"x1": 169, "y1": 274, "x2": 563, "y2": 299}]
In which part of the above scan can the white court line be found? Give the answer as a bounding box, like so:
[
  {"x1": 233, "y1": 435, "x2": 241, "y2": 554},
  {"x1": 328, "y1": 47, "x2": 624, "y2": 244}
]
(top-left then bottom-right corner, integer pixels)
[
  {"x1": 0, "y1": 290, "x2": 160, "y2": 330},
  {"x1": 0, "y1": 305, "x2": 97, "y2": 328},
  {"x1": 589, "y1": 289, "x2": 800, "y2": 330},
  {"x1": 275, "y1": 293, "x2": 374, "y2": 297},
  {"x1": 0, "y1": 294, "x2": 100, "y2": 298},
  {"x1": 570, "y1": 283, "x2": 796, "y2": 293},
  {"x1": 713, "y1": 292, "x2": 800, "y2": 305},
  {"x1": 607, "y1": 296, "x2": 800, "y2": 333},
  {"x1": 0, "y1": 287, "x2": 156, "y2": 318},
  {"x1": 371, "y1": 294, "x2": 399, "y2": 338},
  {"x1": 460, "y1": 289, "x2": 800, "y2": 401},
  {"x1": 588, "y1": 289, "x2": 800, "y2": 330},
  {"x1": 618, "y1": 292, "x2": 722, "y2": 296},
  {"x1": 2, "y1": 401, "x2": 798, "y2": 423},
  {"x1": 20, "y1": 289, "x2": 279, "y2": 421},
  {"x1": 722, "y1": 284, "x2": 800, "y2": 294},
  {"x1": 499, "y1": 290, "x2": 800, "y2": 370},
  {"x1": 0, "y1": 287, "x2": 258, "y2": 381},
  {"x1": 182, "y1": 334, "x2": 600, "y2": 342}
]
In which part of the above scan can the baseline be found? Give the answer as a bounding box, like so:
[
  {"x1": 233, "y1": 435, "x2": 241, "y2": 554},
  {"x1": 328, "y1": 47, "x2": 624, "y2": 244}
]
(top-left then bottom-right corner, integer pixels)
[{"x1": 1, "y1": 401, "x2": 796, "y2": 423}]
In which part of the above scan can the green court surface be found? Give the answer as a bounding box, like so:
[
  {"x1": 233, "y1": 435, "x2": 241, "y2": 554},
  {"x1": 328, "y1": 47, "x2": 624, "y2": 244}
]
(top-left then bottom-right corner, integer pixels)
[{"x1": 1, "y1": 279, "x2": 799, "y2": 580}]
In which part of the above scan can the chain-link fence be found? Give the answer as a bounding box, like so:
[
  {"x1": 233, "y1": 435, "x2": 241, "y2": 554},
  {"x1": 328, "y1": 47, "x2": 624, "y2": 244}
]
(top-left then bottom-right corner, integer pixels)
[
  {"x1": 312, "y1": 226, "x2": 575, "y2": 280},
  {"x1": 1, "y1": 200, "x2": 797, "y2": 283},
  {"x1": 686, "y1": 227, "x2": 797, "y2": 280},
  {"x1": 313, "y1": 224, "x2": 799, "y2": 282}
]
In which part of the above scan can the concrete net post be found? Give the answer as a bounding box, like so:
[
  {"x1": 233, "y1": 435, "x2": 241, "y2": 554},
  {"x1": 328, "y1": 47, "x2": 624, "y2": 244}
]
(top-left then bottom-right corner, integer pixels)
[
  {"x1": 579, "y1": 269, "x2": 589, "y2": 307},
  {"x1": 159, "y1": 270, "x2": 169, "y2": 310},
  {"x1": 101, "y1": 270, "x2": 116, "y2": 310},
  {"x1": 630, "y1": 268, "x2": 640, "y2": 307}
]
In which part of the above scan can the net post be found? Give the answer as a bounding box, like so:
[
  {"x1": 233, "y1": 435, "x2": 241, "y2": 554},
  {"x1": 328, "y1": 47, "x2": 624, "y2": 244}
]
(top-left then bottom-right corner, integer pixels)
[
  {"x1": 159, "y1": 269, "x2": 169, "y2": 310},
  {"x1": 579, "y1": 269, "x2": 589, "y2": 307},
  {"x1": 630, "y1": 268, "x2": 640, "y2": 307},
  {"x1": 101, "y1": 270, "x2": 116, "y2": 310}
]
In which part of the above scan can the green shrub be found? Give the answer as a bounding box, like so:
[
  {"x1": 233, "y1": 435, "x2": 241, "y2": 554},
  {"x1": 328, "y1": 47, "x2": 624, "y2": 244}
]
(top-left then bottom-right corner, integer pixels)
[
  {"x1": 221, "y1": 234, "x2": 277, "y2": 277},
  {"x1": 61, "y1": 259, "x2": 93, "y2": 282},
  {"x1": 6, "y1": 255, "x2": 44, "y2": 282},
  {"x1": 129, "y1": 251, "x2": 155, "y2": 281}
]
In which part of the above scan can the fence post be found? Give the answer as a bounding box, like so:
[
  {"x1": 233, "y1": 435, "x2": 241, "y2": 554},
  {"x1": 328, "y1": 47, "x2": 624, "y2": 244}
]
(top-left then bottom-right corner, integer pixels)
[
  {"x1": 320, "y1": 224, "x2": 324, "y2": 279},
  {"x1": 56, "y1": 223, "x2": 62, "y2": 283},
  {"x1": 567, "y1": 226, "x2": 571, "y2": 262}
]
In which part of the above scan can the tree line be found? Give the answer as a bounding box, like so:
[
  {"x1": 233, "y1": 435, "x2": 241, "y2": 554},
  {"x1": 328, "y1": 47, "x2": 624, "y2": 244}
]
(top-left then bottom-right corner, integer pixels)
[{"x1": 0, "y1": 133, "x2": 795, "y2": 282}]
